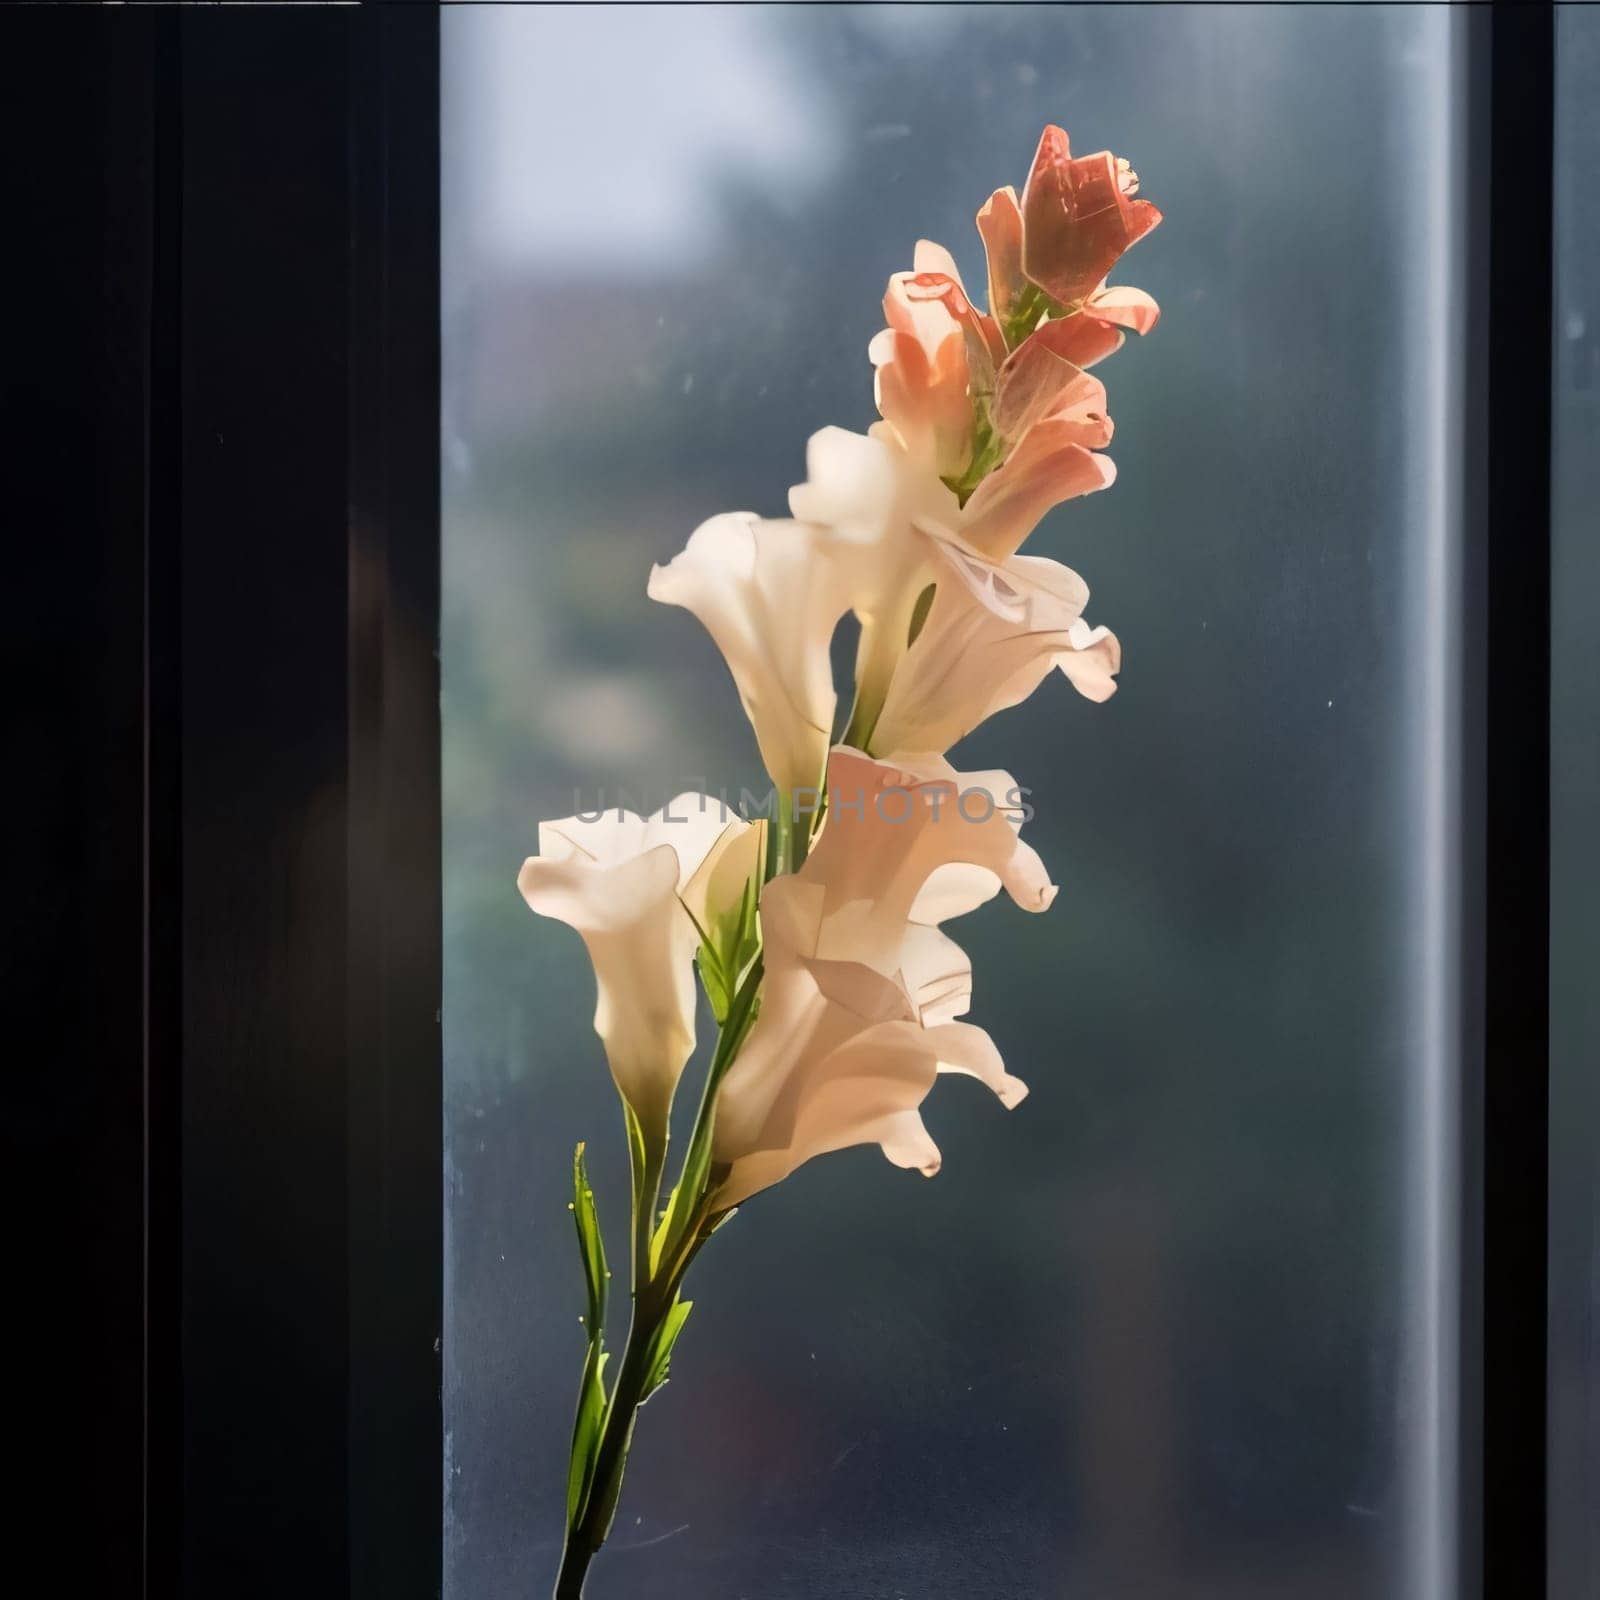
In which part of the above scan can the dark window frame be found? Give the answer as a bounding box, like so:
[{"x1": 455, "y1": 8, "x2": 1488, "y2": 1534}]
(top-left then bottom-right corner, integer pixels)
[
  {"x1": 1473, "y1": 7, "x2": 1554, "y2": 1598},
  {"x1": 12, "y1": 7, "x2": 440, "y2": 1598},
  {"x1": 8, "y1": 4, "x2": 1559, "y2": 1597}
]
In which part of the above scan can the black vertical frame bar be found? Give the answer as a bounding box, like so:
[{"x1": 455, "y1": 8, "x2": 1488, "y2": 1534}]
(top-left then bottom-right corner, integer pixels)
[
  {"x1": 4, "y1": 10, "x2": 159, "y2": 1591},
  {"x1": 5, "y1": 7, "x2": 442, "y2": 1595},
  {"x1": 346, "y1": 12, "x2": 444, "y2": 1600},
  {"x1": 1478, "y1": 4, "x2": 1554, "y2": 1597},
  {"x1": 177, "y1": 13, "x2": 360, "y2": 1587},
  {"x1": 145, "y1": 11, "x2": 185, "y2": 1597},
  {"x1": 173, "y1": 8, "x2": 442, "y2": 1597}
]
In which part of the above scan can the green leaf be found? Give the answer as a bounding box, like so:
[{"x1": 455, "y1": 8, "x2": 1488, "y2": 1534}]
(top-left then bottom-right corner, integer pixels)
[
  {"x1": 571, "y1": 1143, "x2": 609, "y2": 1334},
  {"x1": 639, "y1": 1297, "x2": 694, "y2": 1402},
  {"x1": 564, "y1": 1343, "x2": 609, "y2": 1529},
  {"x1": 620, "y1": 1100, "x2": 649, "y2": 1225},
  {"x1": 695, "y1": 941, "x2": 732, "y2": 1025},
  {"x1": 564, "y1": 1142, "x2": 612, "y2": 1530},
  {"x1": 689, "y1": 859, "x2": 763, "y2": 1025}
]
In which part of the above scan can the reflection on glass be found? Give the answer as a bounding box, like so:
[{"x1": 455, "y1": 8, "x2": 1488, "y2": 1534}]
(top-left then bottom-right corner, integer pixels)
[{"x1": 444, "y1": 7, "x2": 1462, "y2": 1595}]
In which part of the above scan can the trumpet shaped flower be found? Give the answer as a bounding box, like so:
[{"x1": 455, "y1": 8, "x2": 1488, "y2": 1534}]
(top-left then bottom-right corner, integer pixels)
[
  {"x1": 647, "y1": 513, "x2": 856, "y2": 801},
  {"x1": 979, "y1": 124, "x2": 1162, "y2": 358},
  {"x1": 518, "y1": 798, "x2": 760, "y2": 1142},
  {"x1": 711, "y1": 748, "x2": 1051, "y2": 1206},
  {"x1": 869, "y1": 531, "x2": 1121, "y2": 758}
]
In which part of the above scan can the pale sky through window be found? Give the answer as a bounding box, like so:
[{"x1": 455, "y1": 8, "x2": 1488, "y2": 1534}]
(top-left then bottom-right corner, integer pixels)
[{"x1": 454, "y1": 5, "x2": 837, "y2": 275}]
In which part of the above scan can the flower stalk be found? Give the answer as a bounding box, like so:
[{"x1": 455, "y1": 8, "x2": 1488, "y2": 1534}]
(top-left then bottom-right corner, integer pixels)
[
  {"x1": 520, "y1": 122, "x2": 1163, "y2": 1596},
  {"x1": 552, "y1": 956, "x2": 762, "y2": 1597},
  {"x1": 552, "y1": 1268, "x2": 683, "y2": 1599}
]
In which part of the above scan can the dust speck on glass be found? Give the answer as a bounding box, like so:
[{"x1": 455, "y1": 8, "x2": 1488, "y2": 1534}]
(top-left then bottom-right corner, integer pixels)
[{"x1": 444, "y1": 6, "x2": 1459, "y2": 1596}]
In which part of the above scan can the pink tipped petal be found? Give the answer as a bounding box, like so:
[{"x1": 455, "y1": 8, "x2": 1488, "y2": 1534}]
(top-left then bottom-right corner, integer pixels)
[
  {"x1": 1021, "y1": 129, "x2": 1163, "y2": 308},
  {"x1": 1055, "y1": 619, "x2": 1123, "y2": 702},
  {"x1": 976, "y1": 185, "x2": 1026, "y2": 332},
  {"x1": 713, "y1": 1017, "x2": 948, "y2": 1207},
  {"x1": 992, "y1": 332, "x2": 1112, "y2": 448},
  {"x1": 1085, "y1": 284, "x2": 1161, "y2": 335},
  {"x1": 889, "y1": 267, "x2": 1005, "y2": 388},
  {"x1": 709, "y1": 750, "x2": 1049, "y2": 1206},
  {"x1": 883, "y1": 268, "x2": 963, "y2": 349},
  {"x1": 804, "y1": 747, "x2": 1058, "y2": 952},
  {"x1": 871, "y1": 544, "x2": 1119, "y2": 756},
  {"x1": 875, "y1": 1109, "x2": 944, "y2": 1177},
  {"x1": 913, "y1": 238, "x2": 965, "y2": 284},
  {"x1": 871, "y1": 322, "x2": 972, "y2": 479},
  {"x1": 928, "y1": 1021, "x2": 1029, "y2": 1110},
  {"x1": 1027, "y1": 312, "x2": 1125, "y2": 370},
  {"x1": 959, "y1": 424, "x2": 1117, "y2": 562},
  {"x1": 715, "y1": 1013, "x2": 1024, "y2": 1207}
]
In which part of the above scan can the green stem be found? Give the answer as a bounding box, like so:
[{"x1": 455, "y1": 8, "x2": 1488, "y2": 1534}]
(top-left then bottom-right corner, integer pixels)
[
  {"x1": 654, "y1": 957, "x2": 763, "y2": 1279},
  {"x1": 552, "y1": 1278, "x2": 671, "y2": 1599},
  {"x1": 552, "y1": 959, "x2": 765, "y2": 1597}
]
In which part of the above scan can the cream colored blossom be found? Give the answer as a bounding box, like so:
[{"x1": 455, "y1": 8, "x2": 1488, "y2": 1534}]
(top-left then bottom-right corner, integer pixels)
[
  {"x1": 518, "y1": 797, "x2": 760, "y2": 1141},
  {"x1": 789, "y1": 420, "x2": 1118, "y2": 754},
  {"x1": 869, "y1": 532, "x2": 1120, "y2": 757},
  {"x1": 711, "y1": 748, "x2": 1051, "y2": 1206},
  {"x1": 648, "y1": 511, "x2": 854, "y2": 800}
]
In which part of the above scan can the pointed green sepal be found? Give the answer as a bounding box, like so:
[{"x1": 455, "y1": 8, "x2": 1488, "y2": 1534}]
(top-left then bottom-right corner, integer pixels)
[
  {"x1": 639, "y1": 1296, "x2": 694, "y2": 1403},
  {"x1": 571, "y1": 1142, "x2": 609, "y2": 1334},
  {"x1": 564, "y1": 1143, "x2": 611, "y2": 1531},
  {"x1": 564, "y1": 1344, "x2": 610, "y2": 1530}
]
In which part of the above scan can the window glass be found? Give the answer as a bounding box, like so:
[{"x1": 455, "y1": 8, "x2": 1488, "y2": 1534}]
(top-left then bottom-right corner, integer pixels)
[
  {"x1": 443, "y1": 7, "x2": 1463, "y2": 1594},
  {"x1": 1549, "y1": 9, "x2": 1599, "y2": 1594}
]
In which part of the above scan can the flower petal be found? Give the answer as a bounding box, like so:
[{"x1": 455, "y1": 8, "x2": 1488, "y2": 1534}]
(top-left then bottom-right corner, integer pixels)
[
  {"x1": 991, "y1": 332, "x2": 1112, "y2": 449},
  {"x1": 709, "y1": 750, "x2": 1046, "y2": 1205},
  {"x1": 713, "y1": 1016, "x2": 1025, "y2": 1208},
  {"x1": 912, "y1": 238, "x2": 965, "y2": 284},
  {"x1": 910, "y1": 861, "x2": 1004, "y2": 926},
  {"x1": 897, "y1": 921, "x2": 973, "y2": 1024},
  {"x1": 958, "y1": 419, "x2": 1116, "y2": 563},
  {"x1": 1085, "y1": 283, "x2": 1161, "y2": 335},
  {"x1": 788, "y1": 426, "x2": 925, "y2": 564},
  {"x1": 519, "y1": 801, "x2": 755, "y2": 1135},
  {"x1": 788, "y1": 426, "x2": 958, "y2": 735},
  {"x1": 1056, "y1": 617, "x2": 1123, "y2": 704},
  {"x1": 649, "y1": 512, "x2": 851, "y2": 796},
  {"x1": 1020, "y1": 126, "x2": 1162, "y2": 309},
  {"x1": 713, "y1": 1016, "x2": 946, "y2": 1207},
  {"x1": 870, "y1": 542, "x2": 1120, "y2": 754},
  {"x1": 976, "y1": 186, "x2": 1026, "y2": 332},
  {"x1": 930, "y1": 1020, "x2": 1029, "y2": 1110},
  {"x1": 1031, "y1": 313, "x2": 1126, "y2": 370},
  {"x1": 807, "y1": 746, "x2": 1057, "y2": 965},
  {"x1": 870, "y1": 322, "x2": 972, "y2": 479}
]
